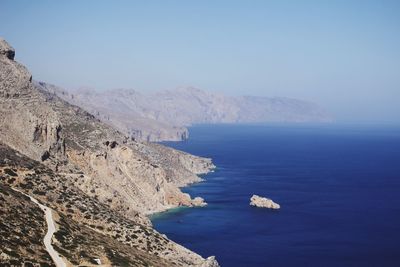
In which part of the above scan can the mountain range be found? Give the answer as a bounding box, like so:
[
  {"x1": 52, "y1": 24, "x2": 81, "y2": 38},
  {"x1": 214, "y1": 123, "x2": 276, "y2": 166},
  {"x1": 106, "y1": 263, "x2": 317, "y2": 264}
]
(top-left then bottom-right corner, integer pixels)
[{"x1": 38, "y1": 83, "x2": 333, "y2": 142}]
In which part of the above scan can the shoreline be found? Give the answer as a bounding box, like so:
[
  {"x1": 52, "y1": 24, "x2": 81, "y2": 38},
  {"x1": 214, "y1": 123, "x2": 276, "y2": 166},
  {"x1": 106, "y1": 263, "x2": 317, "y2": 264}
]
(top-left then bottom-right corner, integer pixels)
[{"x1": 148, "y1": 166, "x2": 215, "y2": 219}]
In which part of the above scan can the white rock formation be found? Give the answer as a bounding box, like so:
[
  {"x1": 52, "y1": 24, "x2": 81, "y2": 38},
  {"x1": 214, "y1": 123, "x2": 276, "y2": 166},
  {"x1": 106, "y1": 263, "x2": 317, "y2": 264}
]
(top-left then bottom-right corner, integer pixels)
[
  {"x1": 250, "y1": 195, "x2": 280, "y2": 209},
  {"x1": 191, "y1": 196, "x2": 207, "y2": 207}
]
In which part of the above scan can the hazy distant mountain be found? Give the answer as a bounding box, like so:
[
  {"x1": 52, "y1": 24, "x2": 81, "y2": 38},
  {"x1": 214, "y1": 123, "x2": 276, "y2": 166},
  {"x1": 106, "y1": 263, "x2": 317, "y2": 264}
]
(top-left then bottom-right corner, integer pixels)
[{"x1": 38, "y1": 84, "x2": 333, "y2": 142}]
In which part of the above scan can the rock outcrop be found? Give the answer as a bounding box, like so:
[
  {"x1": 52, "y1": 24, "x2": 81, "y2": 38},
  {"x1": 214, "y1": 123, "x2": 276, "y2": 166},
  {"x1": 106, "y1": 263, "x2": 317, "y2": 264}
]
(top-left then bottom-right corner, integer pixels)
[
  {"x1": 191, "y1": 196, "x2": 207, "y2": 207},
  {"x1": 38, "y1": 83, "x2": 333, "y2": 142},
  {"x1": 250, "y1": 195, "x2": 280, "y2": 209},
  {"x1": 0, "y1": 39, "x2": 15, "y2": 60},
  {"x1": 0, "y1": 38, "x2": 219, "y2": 266}
]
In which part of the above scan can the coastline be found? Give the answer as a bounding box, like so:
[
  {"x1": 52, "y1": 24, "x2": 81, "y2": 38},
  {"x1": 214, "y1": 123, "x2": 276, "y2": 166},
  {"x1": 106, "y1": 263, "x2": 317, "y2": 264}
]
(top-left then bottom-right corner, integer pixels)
[
  {"x1": 149, "y1": 206, "x2": 191, "y2": 221},
  {"x1": 146, "y1": 165, "x2": 216, "y2": 217}
]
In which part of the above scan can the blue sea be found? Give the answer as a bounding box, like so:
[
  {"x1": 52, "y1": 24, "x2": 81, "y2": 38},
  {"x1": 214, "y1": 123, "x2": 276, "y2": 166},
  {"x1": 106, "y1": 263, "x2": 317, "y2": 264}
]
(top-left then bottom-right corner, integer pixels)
[{"x1": 152, "y1": 124, "x2": 400, "y2": 267}]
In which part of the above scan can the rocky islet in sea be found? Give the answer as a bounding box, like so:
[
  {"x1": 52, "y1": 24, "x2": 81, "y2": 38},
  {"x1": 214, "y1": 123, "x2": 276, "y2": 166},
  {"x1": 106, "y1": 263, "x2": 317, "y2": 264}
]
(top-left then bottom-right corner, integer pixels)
[{"x1": 250, "y1": 194, "x2": 281, "y2": 209}]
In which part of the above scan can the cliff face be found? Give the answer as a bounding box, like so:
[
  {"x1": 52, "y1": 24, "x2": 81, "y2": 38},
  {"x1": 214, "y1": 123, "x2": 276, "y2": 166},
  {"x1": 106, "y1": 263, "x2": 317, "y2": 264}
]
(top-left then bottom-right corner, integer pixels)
[
  {"x1": 0, "y1": 41, "x2": 66, "y2": 163},
  {"x1": 38, "y1": 83, "x2": 333, "y2": 142},
  {"x1": 0, "y1": 38, "x2": 218, "y2": 266}
]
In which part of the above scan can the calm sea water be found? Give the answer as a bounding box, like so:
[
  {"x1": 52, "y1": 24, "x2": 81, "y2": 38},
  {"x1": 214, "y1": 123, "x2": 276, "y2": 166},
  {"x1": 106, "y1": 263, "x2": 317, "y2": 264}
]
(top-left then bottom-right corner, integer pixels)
[{"x1": 152, "y1": 124, "x2": 400, "y2": 267}]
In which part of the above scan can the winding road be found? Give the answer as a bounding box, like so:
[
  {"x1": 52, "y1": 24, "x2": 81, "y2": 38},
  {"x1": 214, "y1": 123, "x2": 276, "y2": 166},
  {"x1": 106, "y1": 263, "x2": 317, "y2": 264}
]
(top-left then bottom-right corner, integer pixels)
[{"x1": 13, "y1": 188, "x2": 67, "y2": 267}]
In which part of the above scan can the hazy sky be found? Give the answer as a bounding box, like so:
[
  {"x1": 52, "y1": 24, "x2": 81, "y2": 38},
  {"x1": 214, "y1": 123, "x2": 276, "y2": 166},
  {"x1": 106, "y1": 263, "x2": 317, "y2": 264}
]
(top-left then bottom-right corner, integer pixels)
[{"x1": 1, "y1": 0, "x2": 400, "y2": 123}]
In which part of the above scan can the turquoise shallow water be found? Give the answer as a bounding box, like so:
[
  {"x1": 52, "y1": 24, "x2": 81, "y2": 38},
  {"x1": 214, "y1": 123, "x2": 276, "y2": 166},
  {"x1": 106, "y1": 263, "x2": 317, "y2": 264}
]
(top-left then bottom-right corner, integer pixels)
[{"x1": 152, "y1": 124, "x2": 400, "y2": 267}]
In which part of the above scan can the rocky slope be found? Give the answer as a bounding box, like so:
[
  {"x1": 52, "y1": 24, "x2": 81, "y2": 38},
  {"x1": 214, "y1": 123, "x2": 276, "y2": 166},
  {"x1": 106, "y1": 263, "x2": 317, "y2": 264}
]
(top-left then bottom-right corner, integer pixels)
[
  {"x1": 38, "y1": 83, "x2": 332, "y2": 142},
  {"x1": 0, "y1": 38, "x2": 218, "y2": 266}
]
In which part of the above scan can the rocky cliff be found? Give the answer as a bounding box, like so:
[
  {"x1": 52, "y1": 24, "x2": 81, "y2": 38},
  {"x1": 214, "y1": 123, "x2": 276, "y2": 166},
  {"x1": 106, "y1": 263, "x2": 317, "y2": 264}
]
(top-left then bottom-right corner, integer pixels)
[
  {"x1": 38, "y1": 83, "x2": 333, "y2": 142},
  {"x1": 0, "y1": 38, "x2": 218, "y2": 266}
]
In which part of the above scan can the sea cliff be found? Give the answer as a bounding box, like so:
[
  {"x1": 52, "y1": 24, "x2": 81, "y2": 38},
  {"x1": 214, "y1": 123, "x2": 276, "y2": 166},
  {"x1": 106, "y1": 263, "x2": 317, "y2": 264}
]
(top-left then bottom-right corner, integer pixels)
[{"x1": 0, "y1": 38, "x2": 219, "y2": 266}]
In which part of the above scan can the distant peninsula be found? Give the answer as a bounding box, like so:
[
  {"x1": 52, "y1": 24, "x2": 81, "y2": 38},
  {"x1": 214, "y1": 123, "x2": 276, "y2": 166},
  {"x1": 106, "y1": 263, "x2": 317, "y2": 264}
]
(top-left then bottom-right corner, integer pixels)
[{"x1": 37, "y1": 82, "x2": 333, "y2": 142}]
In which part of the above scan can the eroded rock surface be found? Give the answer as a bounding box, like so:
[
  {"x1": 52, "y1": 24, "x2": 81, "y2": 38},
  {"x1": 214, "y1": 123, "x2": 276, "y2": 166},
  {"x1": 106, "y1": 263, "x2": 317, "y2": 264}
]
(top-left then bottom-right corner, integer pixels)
[{"x1": 250, "y1": 194, "x2": 280, "y2": 209}]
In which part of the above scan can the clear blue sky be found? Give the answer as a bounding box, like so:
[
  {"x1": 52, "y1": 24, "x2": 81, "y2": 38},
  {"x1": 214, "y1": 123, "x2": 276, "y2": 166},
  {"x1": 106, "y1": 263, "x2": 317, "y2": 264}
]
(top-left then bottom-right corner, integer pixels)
[{"x1": 1, "y1": 0, "x2": 400, "y2": 123}]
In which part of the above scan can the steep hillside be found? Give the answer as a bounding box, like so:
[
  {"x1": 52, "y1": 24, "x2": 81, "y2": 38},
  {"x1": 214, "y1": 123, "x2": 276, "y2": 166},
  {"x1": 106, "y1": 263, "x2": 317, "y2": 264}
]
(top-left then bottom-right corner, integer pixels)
[
  {"x1": 0, "y1": 143, "x2": 217, "y2": 266},
  {"x1": 0, "y1": 38, "x2": 218, "y2": 266}
]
